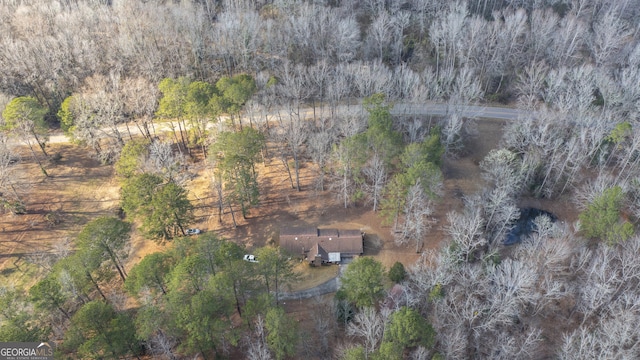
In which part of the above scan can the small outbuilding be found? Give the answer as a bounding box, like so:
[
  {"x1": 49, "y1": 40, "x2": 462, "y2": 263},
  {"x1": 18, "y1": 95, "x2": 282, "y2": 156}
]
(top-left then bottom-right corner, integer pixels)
[{"x1": 279, "y1": 227, "x2": 364, "y2": 265}]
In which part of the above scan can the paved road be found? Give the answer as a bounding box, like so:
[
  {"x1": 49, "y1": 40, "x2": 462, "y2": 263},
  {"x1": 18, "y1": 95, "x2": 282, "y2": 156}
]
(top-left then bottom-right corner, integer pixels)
[
  {"x1": 392, "y1": 103, "x2": 525, "y2": 120},
  {"x1": 6, "y1": 102, "x2": 527, "y2": 149}
]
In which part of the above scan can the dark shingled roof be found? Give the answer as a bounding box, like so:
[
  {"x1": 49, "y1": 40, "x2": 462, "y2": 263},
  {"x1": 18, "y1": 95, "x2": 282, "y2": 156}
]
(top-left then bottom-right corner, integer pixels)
[
  {"x1": 279, "y1": 227, "x2": 363, "y2": 261},
  {"x1": 280, "y1": 227, "x2": 318, "y2": 236},
  {"x1": 307, "y1": 243, "x2": 328, "y2": 261}
]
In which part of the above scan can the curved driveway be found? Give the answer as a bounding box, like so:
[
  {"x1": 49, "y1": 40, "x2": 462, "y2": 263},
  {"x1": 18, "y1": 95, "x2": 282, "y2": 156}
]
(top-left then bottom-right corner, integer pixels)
[{"x1": 278, "y1": 263, "x2": 347, "y2": 301}]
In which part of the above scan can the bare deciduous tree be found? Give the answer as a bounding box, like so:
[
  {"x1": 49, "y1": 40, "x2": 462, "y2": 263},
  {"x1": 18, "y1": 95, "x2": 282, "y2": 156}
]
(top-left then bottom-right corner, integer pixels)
[
  {"x1": 394, "y1": 180, "x2": 434, "y2": 253},
  {"x1": 480, "y1": 149, "x2": 525, "y2": 197},
  {"x1": 429, "y1": 2, "x2": 467, "y2": 75},
  {"x1": 362, "y1": 153, "x2": 387, "y2": 212},
  {"x1": 246, "y1": 315, "x2": 272, "y2": 360},
  {"x1": 273, "y1": 115, "x2": 308, "y2": 192},
  {"x1": 145, "y1": 139, "x2": 188, "y2": 184},
  {"x1": 515, "y1": 61, "x2": 549, "y2": 109},
  {"x1": 589, "y1": 9, "x2": 632, "y2": 67},
  {"x1": 148, "y1": 331, "x2": 179, "y2": 360},
  {"x1": 307, "y1": 129, "x2": 333, "y2": 192},
  {"x1": 329, "y1": 137, "x2": 364, "y2": 209},
  {"x1": 308, "y1": 296, "x2": 336, "y2": 355},
  {"x1": 559, "y1": 308, "x2": 640, "y2": 359},
  {"x1": 445, "y1": 205, "x2": 486, "y2": 263},
  {"x1": 122, "y1": 77, "x2": 159, "y2": 140},
  {"x1": 0, "y1": 134, "x2": 26, "y2": 213},
  {"x1": 483, "y1": 188, "x2": 520, "y2": 245},
  {"x1": 346, "y1": 307, "x2": 385, "y2": 356}
]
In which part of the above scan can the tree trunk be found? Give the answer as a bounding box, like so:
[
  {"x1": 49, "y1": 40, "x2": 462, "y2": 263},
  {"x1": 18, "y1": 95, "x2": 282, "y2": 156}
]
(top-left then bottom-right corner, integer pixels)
[
  {"x1": 293, "y1": 150, "x2": 301, "y2": 191},
  {"x1": 31, "y1": 130, "x2": 48, "y2": 157},
  {"x1": 135, "y1": 121, "x2": 150, "y2": 140},
  {"x1": 169, "y1": 122, "x2": 183, "y2": 155},
  {"x1": 228, "y1": 200, "x2": 237, "y2": 228},
  {"x1": 174, "y1": 212, "x2": 186, "y2": 236},
  {"x1": 9, "y1": 183, "x2": 23, "y2": 204},
  {"x1": 281, "y1": 155, "x2": 294, "y2": 189},
  {"x1": 264, "y1": 274, "x2": 270, "y2": 294},
  {"x1": 57, "y1": 305, "x2": 71, "y2": 320},
  {"x1": 178, "y1": 119, "x2": 190, "y2": 156},
  {"x1": 318, "y1": 166, "x2": 325, "y2": 192},
  {"x1": 233, "y1": 280, "x2": 243, "y2": 317},
  {"x1": 155, "y1": 275, "x2": 167, "y2": 295},
  {"x1": 25, "y1": 138, "x2": 48, "y2": 177},
  {"x1": 275, "y1": 262, "x2": 279, "y2": 306},
  {"x1": 111, "y1": 123, "x2": 125, "y2": 146},
  {"x1": 86, "y1": 271, "x2": 107, "y2": 301},
  {"x1": 241, "y1": 198, "x2": 247, "y2": 219},
  {"x1": 107, "y1": 248, "x2": 127, "y2": 284},
  {"x1": 216, "y1": 184, "x2": 224, "y2": 224},
  {"x1": 343, "y1": 166, "x2": 349, "y2": 209},
  {"x1": 125, "y1": 121, "x2": 134, "y2": 140}
]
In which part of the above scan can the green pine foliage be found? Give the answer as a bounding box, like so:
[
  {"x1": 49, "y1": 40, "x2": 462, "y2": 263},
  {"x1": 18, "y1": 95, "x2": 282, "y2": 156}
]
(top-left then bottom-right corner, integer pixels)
[
  {"x1": 210, "y1": 127, "x2": 265, "y2": 218},
  {"x1": 76, "y1": 217, "x2": 131, "y2": 283},
  {"x1": 1, "y1": 96, "x2": 48, "y2": 131},
  {"x1": 384, "y1": 306, "x2": 435, "y2": 349},
  {"x1": 339, "y1": 257, "x2": 386, "y2": 308},
  {"x1": 363, "y1": 93, "x2": 402, "y2": 166},
  {"x1": 121, "y1": 173, "x2": 194, "y2": 241},
  {"x1": 125, "y1": 252, "x2": 175, "y2": 296},
  {"x1": 62, "y1": 301, "x2": 141, "y2": 359},
  {"x1": 156, "y1": 77, "x2": 190, "y2": 120},
  {"x1": 0, "y1": 287, "x2": 50, "y2": 342},
  {"x1": 388, "y1": 261, "x2": 407, "y2": 283},
  {"x1": 371, "y1": 341, "x2": 403, "y2": 360},
  {"x1": 579, "y1": 186, "x2": 634, "y2": 245},
  {"x1": 265, "y1": 306, "x2": 299, "y2": 360},
  {"x1": 216, "y1": 74, "x2": 257, "y2": 116},
  {"x1": 114, "y1": 138, "x2": 150, "y2": 179},
  {"x1": 29, "y1": 274, "x2": 71, "y2": 320},
  {"x1": 57, "y1": 96, "x2": 76, "y2": 134},
  {"x1": 342, "y1": 345, "x2": 366, "y2": 360}
]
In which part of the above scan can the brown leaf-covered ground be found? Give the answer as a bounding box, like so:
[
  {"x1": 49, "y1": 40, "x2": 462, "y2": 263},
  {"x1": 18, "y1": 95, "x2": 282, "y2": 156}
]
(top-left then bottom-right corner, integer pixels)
[
  {"x1": 0, "y1": 118, "x2": 508, "y2": 286},
  {"x1": 1, "y1": 118, "x2": 579, "y2": 359}
]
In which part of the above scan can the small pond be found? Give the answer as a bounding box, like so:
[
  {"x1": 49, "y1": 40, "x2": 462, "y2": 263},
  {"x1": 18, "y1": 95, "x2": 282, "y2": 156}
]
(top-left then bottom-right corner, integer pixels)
[{"x1": 503, "y1": 208, "x2": 557, "y2": 246}]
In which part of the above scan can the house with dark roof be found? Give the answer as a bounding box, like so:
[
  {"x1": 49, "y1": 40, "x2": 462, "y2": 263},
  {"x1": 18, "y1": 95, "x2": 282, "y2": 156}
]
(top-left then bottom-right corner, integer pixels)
[{"x1": 279, "y1": 227, "x2": 364, "y2": 265}]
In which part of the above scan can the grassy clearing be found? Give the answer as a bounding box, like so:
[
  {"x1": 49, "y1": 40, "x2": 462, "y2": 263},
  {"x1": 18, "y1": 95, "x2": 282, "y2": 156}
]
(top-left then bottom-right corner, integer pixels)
[
  {"x1": 287, "y1": 262, "x2": 339, "y2": 292},
  {"x1": 0, "y1": 261, "x2": 40, "y2": 289}
]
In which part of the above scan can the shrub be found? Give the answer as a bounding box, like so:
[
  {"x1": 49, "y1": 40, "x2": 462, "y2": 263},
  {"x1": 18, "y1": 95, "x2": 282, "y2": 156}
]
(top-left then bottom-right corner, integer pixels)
[{"x1": 388, "y1": 262, "x2": 406, "y2": 283}]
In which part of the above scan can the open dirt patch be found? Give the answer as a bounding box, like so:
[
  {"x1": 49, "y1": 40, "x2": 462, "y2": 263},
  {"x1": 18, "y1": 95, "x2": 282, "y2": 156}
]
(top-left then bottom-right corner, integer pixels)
[
  {"x1": 1, "y1": 116, "x2": 511, "y2": 291},
  {"x1": 181, "y1": 117, "x2": 507, "y2": 275},
  {"x1": 0, "y1": 143, "x2": 120, "y2": 285}
]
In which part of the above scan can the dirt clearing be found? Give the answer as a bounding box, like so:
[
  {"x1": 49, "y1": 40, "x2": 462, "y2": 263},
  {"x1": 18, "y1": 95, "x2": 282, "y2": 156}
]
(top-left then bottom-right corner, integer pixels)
[
  {"x1": 0, "y1": 144, "x2": 120, "y2": 286},
  {"x1": 1, "y1": 116, "x2": 510, "y2": 290}
]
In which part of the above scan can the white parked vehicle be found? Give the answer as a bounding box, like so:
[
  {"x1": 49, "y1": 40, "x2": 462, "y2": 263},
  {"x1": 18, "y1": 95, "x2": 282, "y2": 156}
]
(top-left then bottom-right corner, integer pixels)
[
  {"x1": 243, "y1": 254, "x2": 258, "y2": 263},
  {"x1": 186, "y1": 228, "x2": 201, "y2": 235}
]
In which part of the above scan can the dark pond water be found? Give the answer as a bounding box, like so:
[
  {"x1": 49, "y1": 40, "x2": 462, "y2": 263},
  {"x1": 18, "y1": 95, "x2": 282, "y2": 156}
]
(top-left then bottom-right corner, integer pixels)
[{"x1": 503, "y1": 208, "x2": 557, "y2": 245}]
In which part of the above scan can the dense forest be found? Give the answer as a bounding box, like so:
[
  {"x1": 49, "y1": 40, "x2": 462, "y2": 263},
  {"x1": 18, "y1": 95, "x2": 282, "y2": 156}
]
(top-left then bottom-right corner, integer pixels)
[{"x1": 2, "y1": 0, "x2": 640, "y2": 358}]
